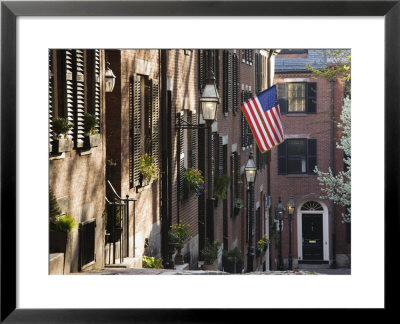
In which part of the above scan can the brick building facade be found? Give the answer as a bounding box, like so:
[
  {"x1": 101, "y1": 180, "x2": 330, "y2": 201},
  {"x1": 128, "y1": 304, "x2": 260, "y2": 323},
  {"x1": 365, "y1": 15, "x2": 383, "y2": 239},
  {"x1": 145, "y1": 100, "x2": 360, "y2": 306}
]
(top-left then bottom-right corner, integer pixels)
[{"x1": 269, "y1": 49, "x2": 351, "y2": 270}]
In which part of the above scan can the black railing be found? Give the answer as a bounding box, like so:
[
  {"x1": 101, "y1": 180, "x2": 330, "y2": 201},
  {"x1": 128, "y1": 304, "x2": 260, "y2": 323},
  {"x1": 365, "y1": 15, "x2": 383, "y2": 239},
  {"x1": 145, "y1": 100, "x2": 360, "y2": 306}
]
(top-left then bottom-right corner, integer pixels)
[
  {"x1": 105, "y1": 181, "x2": 137, "y2": 265},
  {"x1": 79, "y1": 219, "x2": 96, "y2": 270}
]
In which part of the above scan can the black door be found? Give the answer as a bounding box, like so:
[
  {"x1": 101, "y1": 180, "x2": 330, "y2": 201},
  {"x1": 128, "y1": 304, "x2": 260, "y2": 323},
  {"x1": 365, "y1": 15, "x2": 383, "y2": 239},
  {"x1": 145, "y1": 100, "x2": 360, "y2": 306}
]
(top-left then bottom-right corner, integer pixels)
[{"x1": 302, "y1": 214, "x2": 323, "y2": 260}]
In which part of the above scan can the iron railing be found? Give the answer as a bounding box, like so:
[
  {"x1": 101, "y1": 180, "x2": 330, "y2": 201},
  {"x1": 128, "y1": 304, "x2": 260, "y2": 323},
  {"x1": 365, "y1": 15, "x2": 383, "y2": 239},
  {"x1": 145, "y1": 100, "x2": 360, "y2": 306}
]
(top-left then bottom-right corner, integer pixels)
[{"x1": 105, "y1": 181, "x2": 137, "y2": 265}]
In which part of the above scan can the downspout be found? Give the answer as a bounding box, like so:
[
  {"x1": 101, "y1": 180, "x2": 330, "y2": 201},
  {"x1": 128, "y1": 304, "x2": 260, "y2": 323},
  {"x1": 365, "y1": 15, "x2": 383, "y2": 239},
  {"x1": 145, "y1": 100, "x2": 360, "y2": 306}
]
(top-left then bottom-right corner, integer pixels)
[
  {"x1": 160, "y1": 49, "x2": 170, "y2": 267},
  {"x1": 266, "y1": 49, "x2": 275, "y2": 270},
  {"x1": 330, "y1": 78, "x2": 337, "y2": 269}
]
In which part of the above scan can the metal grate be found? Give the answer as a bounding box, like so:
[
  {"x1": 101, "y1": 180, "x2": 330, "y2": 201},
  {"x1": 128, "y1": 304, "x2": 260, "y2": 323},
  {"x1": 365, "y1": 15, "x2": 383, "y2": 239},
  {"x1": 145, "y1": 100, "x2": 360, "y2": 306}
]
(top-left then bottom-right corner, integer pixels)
[{"x1": 80, "y1": 219, "x2": 96, "y2": 269}]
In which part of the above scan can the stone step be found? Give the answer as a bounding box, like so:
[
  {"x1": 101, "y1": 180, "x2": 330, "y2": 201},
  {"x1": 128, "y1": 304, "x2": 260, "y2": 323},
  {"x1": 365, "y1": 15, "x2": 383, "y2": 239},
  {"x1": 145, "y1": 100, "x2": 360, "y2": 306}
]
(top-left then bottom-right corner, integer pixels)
[
  {"x1": 49, "y1": 253, "x2": 64, "y2": 275},
  {"x1": 104, "y1": 257, "x2": 141, "y2": 269}
]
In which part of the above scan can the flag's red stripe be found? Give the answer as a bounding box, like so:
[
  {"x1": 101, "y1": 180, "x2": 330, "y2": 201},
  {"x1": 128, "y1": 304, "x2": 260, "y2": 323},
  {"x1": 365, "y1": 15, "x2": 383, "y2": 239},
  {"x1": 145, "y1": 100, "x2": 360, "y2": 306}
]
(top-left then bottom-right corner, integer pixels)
[
  {"x1": 241, "y1": 103, "x2": 267, "y2": 152},
  {"x1": 267, "y1": 107, "x2": 283, "y2": 142},
  {"x1": 271, "y1": 107, "x2": 284, "y2": 140},
  {"x1": 263, "y1": 109, "x2": 280, "y2": 146},
  {"x1": 246, "y1": 101, "x2": 271, "y2": 151},
  {"x1": 250, "y1": 98, "x2": 275, "y2": 148}
]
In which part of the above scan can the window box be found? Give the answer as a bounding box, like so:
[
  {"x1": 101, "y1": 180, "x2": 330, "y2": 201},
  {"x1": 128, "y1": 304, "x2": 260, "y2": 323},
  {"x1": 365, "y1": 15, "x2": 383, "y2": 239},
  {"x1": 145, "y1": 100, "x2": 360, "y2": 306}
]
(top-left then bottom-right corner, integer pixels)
[
  {"x1": 51, "y1": 138, "x2": 73, "y2": 154},
  {"x1": 84, "y1": 133, "x2": 101, "y2": 149}
]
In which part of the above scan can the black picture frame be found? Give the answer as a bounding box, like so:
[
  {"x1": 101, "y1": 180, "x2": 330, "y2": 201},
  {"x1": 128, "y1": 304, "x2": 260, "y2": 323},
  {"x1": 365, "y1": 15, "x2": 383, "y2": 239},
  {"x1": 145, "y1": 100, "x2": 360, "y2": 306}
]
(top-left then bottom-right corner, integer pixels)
[{"x1": 1, "y1": 0, "x2": 397, "y2": 321}]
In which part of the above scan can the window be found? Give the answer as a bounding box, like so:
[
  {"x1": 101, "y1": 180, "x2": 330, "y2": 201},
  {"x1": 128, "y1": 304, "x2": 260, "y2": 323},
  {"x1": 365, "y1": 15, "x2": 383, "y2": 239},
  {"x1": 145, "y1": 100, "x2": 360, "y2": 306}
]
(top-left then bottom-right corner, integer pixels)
[
  {"x1": 49, "y1": 49, "x2": 101, "y2": 150},
  {"x1": 129, "y1": 74, "x2": 159, "y2": 188},
  {"x1": 230, "y1": 151, "x2": 241, "y2": 217},
  {"x1": 198, "y1": 49, "x2": 219, "y2": 91},
  {"x1": 288, "y1": 83, "x2": 306, "y2": 112},
  {"x1": 278, "y1": 139, "x2": 317, "y2": 175},
  {"x1": 277, "y1": 82, "x2": 317, "y2": 114},
  {"x1": 241, "y1": 88, "x2": 253, "y2": 148}
]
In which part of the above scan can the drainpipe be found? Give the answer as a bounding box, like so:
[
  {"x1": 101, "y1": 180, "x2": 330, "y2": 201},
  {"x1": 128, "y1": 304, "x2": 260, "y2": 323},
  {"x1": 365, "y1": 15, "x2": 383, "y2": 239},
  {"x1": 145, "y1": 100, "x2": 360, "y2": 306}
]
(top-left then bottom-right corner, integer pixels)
[
  {"x1": 160, "y1": 49, "x2": 170, "y2": 267},
  {"x1": 330, "y1": 78, "x2": 337, "y2": 269}
]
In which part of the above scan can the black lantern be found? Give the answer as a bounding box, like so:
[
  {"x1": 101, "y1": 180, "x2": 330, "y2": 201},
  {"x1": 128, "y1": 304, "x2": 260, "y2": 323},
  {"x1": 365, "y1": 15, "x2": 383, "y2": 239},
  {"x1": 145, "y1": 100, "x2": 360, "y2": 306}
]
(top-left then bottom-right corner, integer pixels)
[
  {"x1": 275, "y1": 196, "x2": 285, "y2": 271},
  {"x1": 245, "y1": 149, "x2": 257, "y2": 183},
  {"x1": 105, "y1": 61, "x2": 116, "y2": 93},
  {"x1": 199, "y1": 71, "x2": 220, "y2": 122}
]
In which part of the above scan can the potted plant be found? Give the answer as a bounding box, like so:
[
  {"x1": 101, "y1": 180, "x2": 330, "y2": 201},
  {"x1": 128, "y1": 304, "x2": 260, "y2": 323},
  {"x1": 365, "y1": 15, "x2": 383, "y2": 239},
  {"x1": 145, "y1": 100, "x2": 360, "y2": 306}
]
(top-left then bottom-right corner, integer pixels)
[
  {"x1": 234, "y1": 198, "x2": 244, "y2": 210},
  {"x1": 83, "y1": 113, "x2": 101, "y2": 148},
  {"x1": 200, "y1": 240, "x2": 221, "y2": 270},
  {"x1": 50, "y1": 213, "x2": 76, "y2": 254},
  {"x1": 184, "y1": 167, "x2": 205, "y2": 196},
  {"x1": 223, "y1": 247, "x2": 243, "y2": 274},
  {"x1": 168, "y1": 223, "x2": 191, "y2": 265},
  {"x1": 214, "y1": 174, "x2": 230, "y2": 206},
  {"x1": 142, "y1": 256, "x2": 164, "y2": 269},
  {"x1": 140, "y1": 153, "x2": 159, "y2": 186},
  {"x1": 51, "y1": 117, "x2": 73, "y2": 154}
]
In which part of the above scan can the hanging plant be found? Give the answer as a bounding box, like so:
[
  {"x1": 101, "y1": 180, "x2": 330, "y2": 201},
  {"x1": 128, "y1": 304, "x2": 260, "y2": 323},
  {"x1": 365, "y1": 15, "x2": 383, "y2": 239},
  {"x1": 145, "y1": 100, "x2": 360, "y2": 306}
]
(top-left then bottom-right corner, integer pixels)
[
  {"x1": 257, "y1": 234, "x2": 270, "y2": 252},
  {"x1": 214, "y1": 174, "x2": 230, "y2": 200},
  {"x1": 234, "y1": 198, "x2": 244, "y2": 209},
  {"x1": 184, "y1": 167, "x2": 205, "y2": 196},
  {"x1": 140, "y1": 153, "x2": 159, "y2": 180}
]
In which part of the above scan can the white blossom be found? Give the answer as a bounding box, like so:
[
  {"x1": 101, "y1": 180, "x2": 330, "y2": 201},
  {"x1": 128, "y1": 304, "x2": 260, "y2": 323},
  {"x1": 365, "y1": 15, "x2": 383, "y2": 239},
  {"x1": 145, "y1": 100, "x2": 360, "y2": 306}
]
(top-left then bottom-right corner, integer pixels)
[{"x1": 314, "y1": 97, "x2": 351, "y2": 223}]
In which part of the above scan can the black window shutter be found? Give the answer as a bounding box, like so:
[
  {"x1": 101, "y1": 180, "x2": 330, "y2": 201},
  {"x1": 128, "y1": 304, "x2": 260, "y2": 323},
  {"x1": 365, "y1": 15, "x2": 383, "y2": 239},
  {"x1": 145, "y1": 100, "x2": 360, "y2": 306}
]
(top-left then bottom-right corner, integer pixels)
[
  {"x1": 307, "y1": 82, "x2": 317, "y2": 114},
  {"x1": 64, "y1": 50, "x2": 74, "y2": 143},
  {"x1": 93, "y1": 49, "x2": 101, "y2": 133},
  {"x1": 278, "y1": 141, "x2": 287, "y2": 175},
  {"x1": 74, "y1": 49, "x2": 85, "y2": 147},
  {"x1": 223, "y1": 50, "x2": 228, "y2": 114},
  {"x1": 49, "y1": 50, "x2": 54, "y2": 146},
  {"x1": 235, "y1": 152, "x2": 241, "y2": 200},
  {"x1": 198, "y1": 50, "x2": 205, "y2": 90},
  {"x1": 233, "y1": 53, "x2": 239, "y2": 115},
  {"x1": 191, "y1": 111, "x2": 198, "y2": 169},
  {"x1": 227, "y1": 52, "x2": 232, "y2": 113},
  {"x1": 214, "y1": 50, "x2": 219, "y2": 89},
  {"x1": 218, "y1": 135, "x2": 224, "y2": 176},
  {"x1": 133, "y1": 74, "x2": 142, "y2": 187},
  {"x1": 178, "y1": 114, "x2": 185, "y2": 201},
  {"x1": 151, "y1": 79, "x2": 160, "y2": 171},
  {"x1": 277, "y1": 83, "x2": 287, "y2": 114},
  {"x1": 307, "y1": 139, "x2": 317, "y2": 174}
]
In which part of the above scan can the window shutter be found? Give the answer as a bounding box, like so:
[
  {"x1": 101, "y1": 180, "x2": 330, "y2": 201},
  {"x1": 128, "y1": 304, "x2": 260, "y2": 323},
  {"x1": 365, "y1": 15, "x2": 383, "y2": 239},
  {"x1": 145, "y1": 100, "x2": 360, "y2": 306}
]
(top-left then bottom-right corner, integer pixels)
[
  {"x1": 227, "y1": 52, "x2": 232, "y2": 112},
  {"x1": 133, "y1": 74, "x2": 142, "y2": 187},
  {"x1": 278, "y1": 140, "x2": 287, "y2": 175},
  {"x1": 129, "y1": 78, "x2": 134, "y2": 188},
  {"x1": 218, "y1": 135, "x2": 224, "y2": 176},
  {"x1": 49, "y1": 50, "x2": 54, "y2": 146},
  {"x1": 191, "y1": 111, "x2": 198, "y2": 169},
  {"x1": 255, "y1": 52, "x2": 260, "y2": 94},
  {"x1": 233, "y1": 53, "x2": 239, "y2": 115},
  {"x1": 307, "y1": 139, "x2": 317, "y2": 174},
  {"x1": 307, "y1": 82, "x2": 317, "y2": 114},
  {"x1": 93, "y1": 49, "x2": 101, "y2": 133},
  {"x1": 198, "y1": 50, "x2": 205, "y2": 90},
  {"x1": 178, "y1": 114, "x2": 185, "y2": 200},
  {"x1": 74, "y1": 50, "x2": 85, "y2": 147},
  {"x1": 223, "y1": 50, "x2": 228, "y2": 114},
  {"x1": 235, "y1": 152, "x2": 241, "y2": 200},
  {"x1": 241, "y1": 90, "x2": 246, "y2": 148},
  {"x1": 214, "y1": 49, "x2": 219, "y2": 89},
  {"x1": 151, "y1": 79, "x2": 160, "y2": 170},
  {"x1": 65, "y1": 50, "x2": 74, "y2": 142},
  {"x1": 277, "y1": 83, "x2": 287, "y2": 114}
]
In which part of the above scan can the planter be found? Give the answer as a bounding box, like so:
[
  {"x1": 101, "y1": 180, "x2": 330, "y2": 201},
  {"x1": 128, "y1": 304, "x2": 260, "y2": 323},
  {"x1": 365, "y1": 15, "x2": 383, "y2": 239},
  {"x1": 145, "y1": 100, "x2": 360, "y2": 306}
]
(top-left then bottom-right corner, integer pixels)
[
  {"x1": 174, "y1": 249, "x2": 184, "y2": 265},
  {"x1": 49, "y1": 231, "x2": 68, "y2": 253},
  {"x1": 223, "y1": 260, "x2": 243, "y2": 274},
  {"x1": 201, "y1": 259, "x2": 218, "y2": 271},
  {"x1": 140, "y1": 175, "x2": 152, "y2": 187},
  {"x1": 51, "y1": 138, "x2": 73, "y2": 154},
  {"x1": 84, "y1": 134, "x2": 101, "y2": 149},
  {"x1": 167, "y1": 243, "x2": 178, "y2": 269}
]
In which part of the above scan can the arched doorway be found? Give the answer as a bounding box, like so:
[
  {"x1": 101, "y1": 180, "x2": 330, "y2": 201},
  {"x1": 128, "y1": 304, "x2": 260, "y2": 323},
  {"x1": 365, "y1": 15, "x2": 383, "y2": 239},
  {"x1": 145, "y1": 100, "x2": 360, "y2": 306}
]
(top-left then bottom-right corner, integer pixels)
[{"x1": 297, "y1": 200, "x2": 329, "y2": 263}]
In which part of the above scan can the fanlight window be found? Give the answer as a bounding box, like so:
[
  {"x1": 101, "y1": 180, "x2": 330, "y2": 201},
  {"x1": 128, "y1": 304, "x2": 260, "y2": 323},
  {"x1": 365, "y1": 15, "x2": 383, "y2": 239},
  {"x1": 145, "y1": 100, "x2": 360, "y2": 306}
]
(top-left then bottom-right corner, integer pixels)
[{"x1": 301, "y1": 201, "x2": 323, "y2": 211}]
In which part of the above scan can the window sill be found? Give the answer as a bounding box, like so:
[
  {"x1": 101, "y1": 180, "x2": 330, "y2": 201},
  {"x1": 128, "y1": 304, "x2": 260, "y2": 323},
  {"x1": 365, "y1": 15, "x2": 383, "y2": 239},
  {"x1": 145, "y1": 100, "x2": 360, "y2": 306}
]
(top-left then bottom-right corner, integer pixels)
[
  {"x1": 49, "y1": 152, "x2": 65, "y2": 160},
  {"x1": 286, "y1": 174, "x2": 309, "y2": 178},
  {"x1": 285, "y1": 113, "x2": 308, "y2": 117}
]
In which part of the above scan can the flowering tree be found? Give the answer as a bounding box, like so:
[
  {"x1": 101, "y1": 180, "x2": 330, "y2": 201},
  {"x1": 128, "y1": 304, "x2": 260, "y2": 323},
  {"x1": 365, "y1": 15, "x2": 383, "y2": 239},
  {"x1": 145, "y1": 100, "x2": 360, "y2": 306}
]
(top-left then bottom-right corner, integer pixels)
[{"x1": 314, "y1": 98, "x2": 351, "y2": 223}]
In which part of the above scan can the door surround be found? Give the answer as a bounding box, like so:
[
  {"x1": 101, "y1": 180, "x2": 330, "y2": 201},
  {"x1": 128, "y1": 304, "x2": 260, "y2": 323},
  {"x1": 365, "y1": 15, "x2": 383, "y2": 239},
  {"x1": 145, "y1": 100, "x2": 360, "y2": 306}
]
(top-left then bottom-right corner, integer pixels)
[{"x1": 297, "y1": 200, "x2": 329, "y2": 262}]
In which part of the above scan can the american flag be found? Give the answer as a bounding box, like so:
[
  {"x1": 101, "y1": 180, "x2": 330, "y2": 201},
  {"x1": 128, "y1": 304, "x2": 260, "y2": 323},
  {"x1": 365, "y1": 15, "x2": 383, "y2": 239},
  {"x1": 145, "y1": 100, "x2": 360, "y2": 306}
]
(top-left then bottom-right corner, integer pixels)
[{"x1": 241, "y1": 85, "x2": 284, "y2": 153}]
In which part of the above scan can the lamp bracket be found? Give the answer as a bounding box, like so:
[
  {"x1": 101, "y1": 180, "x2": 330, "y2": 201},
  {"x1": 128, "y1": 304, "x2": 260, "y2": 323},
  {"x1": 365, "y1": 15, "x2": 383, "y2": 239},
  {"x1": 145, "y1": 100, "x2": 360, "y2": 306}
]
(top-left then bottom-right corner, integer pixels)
[{"x1": 175, "y1": 113, "x2": 208, "y2": 130}]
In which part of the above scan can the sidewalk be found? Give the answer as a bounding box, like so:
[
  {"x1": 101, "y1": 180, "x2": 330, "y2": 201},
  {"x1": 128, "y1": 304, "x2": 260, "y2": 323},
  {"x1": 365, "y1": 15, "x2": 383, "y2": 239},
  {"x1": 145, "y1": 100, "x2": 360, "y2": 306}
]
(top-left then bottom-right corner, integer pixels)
[{"x1": 80, "y1": 267, "x2": 351, "y2": 275}]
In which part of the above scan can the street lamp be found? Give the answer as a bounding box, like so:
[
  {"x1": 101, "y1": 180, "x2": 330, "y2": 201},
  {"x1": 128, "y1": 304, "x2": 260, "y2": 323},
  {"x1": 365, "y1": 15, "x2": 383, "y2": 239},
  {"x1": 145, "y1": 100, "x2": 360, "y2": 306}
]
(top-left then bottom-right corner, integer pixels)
[
  {"x1": 105, "y1": 61, "x2": 116, "y2": 93},
  {"x1": 200, "y1": 67, "x2": 219, "y2": 245},
  {"x1": 287, "y1": 194, "x2": 295, "y2": 270},
  {"x1": 275, "y1": 196, "x2": 285, "y2": 271},
  {"x1": 245, "y1": 149, "x2": 256, "y2": 272}
]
